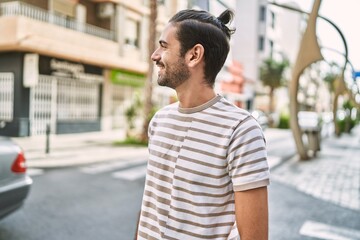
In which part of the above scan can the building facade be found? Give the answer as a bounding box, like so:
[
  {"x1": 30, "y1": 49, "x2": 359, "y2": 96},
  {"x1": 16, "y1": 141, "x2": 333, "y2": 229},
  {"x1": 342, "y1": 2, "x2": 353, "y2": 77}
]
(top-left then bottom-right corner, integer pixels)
[
  {"x1": 0, "y1": 0, "x2": 179, "y2": 137},
  {"x1": 232, "y1": 0, "x2": 302, "y2": 111}
]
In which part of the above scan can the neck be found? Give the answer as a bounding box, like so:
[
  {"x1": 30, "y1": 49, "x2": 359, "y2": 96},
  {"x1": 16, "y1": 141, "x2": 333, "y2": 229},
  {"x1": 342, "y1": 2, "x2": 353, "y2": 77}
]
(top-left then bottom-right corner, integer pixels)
[{"x1": 176, "y1": 81, "x2": 216, "y2": 108}]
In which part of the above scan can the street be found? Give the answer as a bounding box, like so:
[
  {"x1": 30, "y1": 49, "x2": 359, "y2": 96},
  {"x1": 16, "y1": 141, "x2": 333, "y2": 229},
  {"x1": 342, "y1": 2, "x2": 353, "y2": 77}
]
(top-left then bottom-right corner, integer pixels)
[{"x1": 0, "y1": 152, "x2": 360, "y2": 240}]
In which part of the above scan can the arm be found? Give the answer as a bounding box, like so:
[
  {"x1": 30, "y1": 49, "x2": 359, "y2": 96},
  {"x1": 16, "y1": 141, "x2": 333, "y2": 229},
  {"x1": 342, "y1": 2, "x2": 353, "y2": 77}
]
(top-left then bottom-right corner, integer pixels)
[{"x1": 234, "y1": 186, "x2": 269, "y2": 240}]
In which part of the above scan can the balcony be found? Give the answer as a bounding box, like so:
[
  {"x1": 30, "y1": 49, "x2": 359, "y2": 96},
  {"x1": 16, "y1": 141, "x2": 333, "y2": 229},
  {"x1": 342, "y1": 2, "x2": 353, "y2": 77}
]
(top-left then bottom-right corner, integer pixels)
[
  {"x1": 0, "y1": 1, "x2": 115, "y2": 41},
  {"x1": 0, "y1": 1, "x2": 147, "y2": 73}
]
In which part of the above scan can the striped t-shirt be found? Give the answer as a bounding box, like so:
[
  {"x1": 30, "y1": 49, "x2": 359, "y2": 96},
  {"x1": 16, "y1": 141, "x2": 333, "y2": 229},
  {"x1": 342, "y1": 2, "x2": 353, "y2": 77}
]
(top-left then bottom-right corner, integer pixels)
[{"x1": 137, "y1": 95, "x2": 270, "y2": 240}]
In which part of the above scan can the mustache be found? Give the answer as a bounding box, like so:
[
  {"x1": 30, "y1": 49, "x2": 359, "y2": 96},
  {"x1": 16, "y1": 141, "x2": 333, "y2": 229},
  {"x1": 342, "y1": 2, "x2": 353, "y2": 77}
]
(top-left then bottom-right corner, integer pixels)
[{"x1": 155, "y1": 61, "x2": 164, "y2": 67}]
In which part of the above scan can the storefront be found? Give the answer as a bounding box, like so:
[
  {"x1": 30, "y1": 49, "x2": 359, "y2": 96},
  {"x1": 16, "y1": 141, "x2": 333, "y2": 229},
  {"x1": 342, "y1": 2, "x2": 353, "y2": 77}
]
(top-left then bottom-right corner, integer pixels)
[
  {"x1": 0, "y1": 52, "x2": 103, "y2": 136},
  {"x1": 109, "y1": 69, "x2": 145, "y2": 129}
]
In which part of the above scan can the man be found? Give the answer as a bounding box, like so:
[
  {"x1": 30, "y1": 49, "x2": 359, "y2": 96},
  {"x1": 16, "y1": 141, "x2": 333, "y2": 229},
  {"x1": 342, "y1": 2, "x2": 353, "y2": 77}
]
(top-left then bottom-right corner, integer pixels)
[{"x1": 137, "y1": 8, "x2": 270, "y2": 240}]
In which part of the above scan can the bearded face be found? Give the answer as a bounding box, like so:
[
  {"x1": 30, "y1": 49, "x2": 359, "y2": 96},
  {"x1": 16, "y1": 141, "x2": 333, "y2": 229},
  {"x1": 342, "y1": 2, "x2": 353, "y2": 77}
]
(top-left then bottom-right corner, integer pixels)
[{"x1": 156, "y1": 56, "x2": 190, "y2": 89}]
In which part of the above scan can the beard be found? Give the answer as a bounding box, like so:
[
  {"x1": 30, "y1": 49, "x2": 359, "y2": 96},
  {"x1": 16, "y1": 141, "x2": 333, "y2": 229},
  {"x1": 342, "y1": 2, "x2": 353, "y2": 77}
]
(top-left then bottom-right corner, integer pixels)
[{"x1": 157, "y1": 59, "x2": 190, "y2": 89}]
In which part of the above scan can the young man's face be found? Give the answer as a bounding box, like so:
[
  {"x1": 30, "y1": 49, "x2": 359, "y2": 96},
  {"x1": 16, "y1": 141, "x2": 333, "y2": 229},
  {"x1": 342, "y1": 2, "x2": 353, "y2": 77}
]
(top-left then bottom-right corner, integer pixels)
[{"x1": 151, "y1": 24, "x2": 190, "y2": 89}]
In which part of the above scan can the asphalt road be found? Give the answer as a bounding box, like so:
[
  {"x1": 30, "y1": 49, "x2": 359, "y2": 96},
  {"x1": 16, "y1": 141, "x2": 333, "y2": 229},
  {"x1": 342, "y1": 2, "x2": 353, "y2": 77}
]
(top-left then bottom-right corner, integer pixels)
[{"x1": 1, "y1": 150, "x2": 359, "y2": 240}]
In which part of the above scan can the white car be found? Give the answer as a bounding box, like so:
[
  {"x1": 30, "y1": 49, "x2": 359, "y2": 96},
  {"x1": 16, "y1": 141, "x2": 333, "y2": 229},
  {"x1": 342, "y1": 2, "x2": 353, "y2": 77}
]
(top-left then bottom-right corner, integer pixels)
[{"x1": 0, "y1": 137, "x2": 32, "y2": 220}]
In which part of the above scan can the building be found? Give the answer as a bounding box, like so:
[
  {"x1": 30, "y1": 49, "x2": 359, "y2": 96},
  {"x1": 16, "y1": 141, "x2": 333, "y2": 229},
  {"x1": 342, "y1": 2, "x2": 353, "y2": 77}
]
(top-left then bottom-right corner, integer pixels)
[
  {"x1": 0, "y1": 0, "x2": 180, "y2": 137},
  {"x1": 232, "y1": 0, "x2": 303, "y2": 111}
]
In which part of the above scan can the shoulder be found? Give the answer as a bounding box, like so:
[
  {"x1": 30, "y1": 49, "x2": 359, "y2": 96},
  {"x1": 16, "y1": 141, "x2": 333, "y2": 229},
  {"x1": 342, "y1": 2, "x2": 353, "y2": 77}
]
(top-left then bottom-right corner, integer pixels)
[{"x1": 213, "y1": 96, "x2": 260, "y2": 128}]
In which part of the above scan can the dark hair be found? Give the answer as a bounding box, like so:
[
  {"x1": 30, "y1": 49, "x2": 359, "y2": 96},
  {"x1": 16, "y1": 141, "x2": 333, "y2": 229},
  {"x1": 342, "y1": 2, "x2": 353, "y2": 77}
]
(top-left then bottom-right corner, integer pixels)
[{"x1": 169, "y1": 9, "x2": 235, "y2": 87}]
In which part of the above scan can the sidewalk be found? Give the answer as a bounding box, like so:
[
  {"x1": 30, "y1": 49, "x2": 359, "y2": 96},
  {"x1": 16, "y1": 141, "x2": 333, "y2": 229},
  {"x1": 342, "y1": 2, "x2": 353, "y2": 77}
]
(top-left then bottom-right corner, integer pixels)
[
  {"x1": 271, "y1": 124, "x2": 360, "y2": 211},
  {"x1": 11, "y1": 129, "x2": 148, "y2": 168},
  {"x1": 12, "y1": 127, "x2": 296, "y2": 169}
]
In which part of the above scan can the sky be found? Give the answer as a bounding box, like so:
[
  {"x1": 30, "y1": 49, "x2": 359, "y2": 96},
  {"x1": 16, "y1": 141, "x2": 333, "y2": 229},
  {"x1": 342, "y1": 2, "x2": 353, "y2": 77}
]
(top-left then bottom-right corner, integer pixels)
[{"x1": 278, "y1": 0, "x2": 360, "y2": 72}]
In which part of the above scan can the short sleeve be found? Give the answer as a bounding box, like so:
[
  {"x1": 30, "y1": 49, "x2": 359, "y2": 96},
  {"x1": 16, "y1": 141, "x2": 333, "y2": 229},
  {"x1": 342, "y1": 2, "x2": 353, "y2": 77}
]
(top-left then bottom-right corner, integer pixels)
[{"x1": 227, "y1": 115, "x2": 270, "y2": 191}]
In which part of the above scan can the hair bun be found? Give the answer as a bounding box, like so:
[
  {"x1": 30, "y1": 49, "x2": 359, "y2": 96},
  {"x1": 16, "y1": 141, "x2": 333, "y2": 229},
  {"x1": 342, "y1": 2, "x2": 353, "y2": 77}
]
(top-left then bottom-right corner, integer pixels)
[{"x1": 217, "y1": 9, "x2": 234, "y2": 25}]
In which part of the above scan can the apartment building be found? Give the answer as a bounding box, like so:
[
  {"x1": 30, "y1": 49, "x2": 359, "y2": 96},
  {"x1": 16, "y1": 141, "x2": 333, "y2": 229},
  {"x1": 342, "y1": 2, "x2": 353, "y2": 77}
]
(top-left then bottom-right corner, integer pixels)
[
  {"x1": 232, "y1": 0, "x2": 302, "y2": 111},
  {"x1": 0, "y1": 0, "x2": 179, "y2": 137}
]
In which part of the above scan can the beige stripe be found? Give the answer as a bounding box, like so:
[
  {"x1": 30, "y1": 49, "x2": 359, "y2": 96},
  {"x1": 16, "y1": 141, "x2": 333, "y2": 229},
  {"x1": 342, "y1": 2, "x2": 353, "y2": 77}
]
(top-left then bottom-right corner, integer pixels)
[
  {"x1": 232, "y1": 167, "x2": 269, "y2": 179},
  {"x1": 166, "y1": 221, "x2": 230, "y2": 239},
  {"x1": 192, "y1": 117, "x2": 233, "y2": 129},
  {"x1": 147, "y1": 180, "x2": 172, "y2": 195},
  {"x1": 140, "y1": 212, "x2": 159, "y2": 229},
  {"x1": 178, "y1": 155, "x2": 225, "y2": 169},
  {"x1": 162, "y1": 234, "x2": 178, "y2": 240},
  {"x1": 168, "y1": 214, "x2": 234, "y2": 228},
  {"x1": 143, "y1": 200, "x2": 169, "y2": 216},
  {"x1": 218, "y1": 99, "x2": 242, "y2": 109},
  {"x1": 151, "y1": 139, "x2": 181, "y2": 152},
  {"x1": 144, "y1": 190, "x2": 170, "y2": 205},
  {"x1": 176, "y1": 165, "x2": 228, "y2": 179},
  {"x1": 229, "y1": 146, "x2": 267, "y2": 166},
  {"x1": 169, "y1": 205, "x2": 235, "y2": 218},
  {"x1": 138, "y1": 230, "x2": 159, "y2": 240},
  {"x1": 149, "y1": 160, "x2": 174, "y2": 174},
  {"x1": 201, "y1": 110, "x2": 239, "y2": 121},
  {"x1": 172, "y1": 195, "x2": 234, "y2": 207},
  {"x1": 210, "y1": 104, "x2": 247, "y2": 117},
  {"x1": 156, "y1": 113, "x2": 192, "y2": 123},
  {"x1": 173, "y1": 185, "x2": 233, "y2": 198},
  {"x1": 149, "y1": 149, "x2": 177, "y2": 163},
  {"x1": 228, "y1": 157, "x2": 267, "y2": 173},
  {"x1": 174, "y1": 175, "x2": 231, "y2": 189},
  {"x1": 150, "y1": 131, "x2": 185, "y2": 143},
  {"x1": 188, "y1": 126, "x2": 230, "y2": 138},
  {"x1": 178, "y1": 95, "x2": 222, "y2": 114},
  {"x1": 229, "y1": 125, "x2": 259, "y2": 146},
  {"x1": 141, "y1": 211, "x2": 167, "y2": 228},
  {"x1": 181, "y1": 145, "x2": 226, "y2": 160},
  {"x1": 229, "y1": 135, "x2": 264, "y2": 154},
  {"x1": 148, "y1": 169, "x2": 173, "y2": 184},
  {"x1": 185, "y1": 136, "x2": 227, "y2": 149},
  {"x1": 153, "y1": 121, "x2": 189, "y2": 131},
  {"x1": 233, "y1": 179, "x2": 269, "y2": 191}
]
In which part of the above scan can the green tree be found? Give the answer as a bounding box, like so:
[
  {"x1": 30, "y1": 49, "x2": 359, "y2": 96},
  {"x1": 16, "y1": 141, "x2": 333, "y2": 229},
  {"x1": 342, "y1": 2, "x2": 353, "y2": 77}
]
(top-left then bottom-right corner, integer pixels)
[
  {"x1": 260, "y1": 57, "x2": 289, "y2": 114},
  {"x1": 324, "y1": 61, "x2": 340, "y2": 93}
]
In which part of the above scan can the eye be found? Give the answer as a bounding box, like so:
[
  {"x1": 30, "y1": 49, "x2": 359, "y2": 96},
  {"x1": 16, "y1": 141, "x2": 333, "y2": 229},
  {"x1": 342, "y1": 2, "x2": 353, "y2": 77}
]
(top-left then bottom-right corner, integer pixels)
[{"x1": 159, "y1": 41, "x2": 167, "y2": 49}]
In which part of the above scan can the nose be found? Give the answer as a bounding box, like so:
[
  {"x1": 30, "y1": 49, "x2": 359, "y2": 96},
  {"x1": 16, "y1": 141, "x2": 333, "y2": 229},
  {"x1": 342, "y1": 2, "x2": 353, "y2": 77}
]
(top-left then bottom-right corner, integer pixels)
[{"x1": 151, "y1": 48, "x2": 160, "y2": 62}]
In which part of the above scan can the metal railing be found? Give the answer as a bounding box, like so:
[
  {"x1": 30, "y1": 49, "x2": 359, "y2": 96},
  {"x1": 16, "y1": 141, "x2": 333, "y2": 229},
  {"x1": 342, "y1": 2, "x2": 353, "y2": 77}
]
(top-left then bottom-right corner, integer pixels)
[{"x1": 0, "y1": 1, "x2": 115, "y2": 41}]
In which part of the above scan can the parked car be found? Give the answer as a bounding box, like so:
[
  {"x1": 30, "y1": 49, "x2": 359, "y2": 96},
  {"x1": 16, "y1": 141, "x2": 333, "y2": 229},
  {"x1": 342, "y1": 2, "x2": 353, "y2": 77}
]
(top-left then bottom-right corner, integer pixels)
[
  {"x1": 0, "y1": 137, "x2": 32, "y2": 220},
  {"x1": 251, "y1": 110, "x2": 269, "y2": 130}
]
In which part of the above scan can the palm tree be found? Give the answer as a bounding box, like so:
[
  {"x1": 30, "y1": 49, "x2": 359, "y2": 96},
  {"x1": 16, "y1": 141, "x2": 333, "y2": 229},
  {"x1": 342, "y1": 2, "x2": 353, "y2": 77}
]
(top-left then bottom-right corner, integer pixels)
[
  {"x1": 259, "y1": 57, "x2": 289, "y2": 114},
  {"x1": 140, "y1": 0, "x2": 157, "y2": 142}
]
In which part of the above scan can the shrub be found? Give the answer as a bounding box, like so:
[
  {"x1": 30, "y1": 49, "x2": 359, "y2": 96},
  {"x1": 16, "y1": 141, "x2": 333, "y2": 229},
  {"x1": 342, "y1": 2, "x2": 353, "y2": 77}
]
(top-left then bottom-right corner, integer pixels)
[{"x1": 278, "y1": 113, "x2": 290, "y2": 129}]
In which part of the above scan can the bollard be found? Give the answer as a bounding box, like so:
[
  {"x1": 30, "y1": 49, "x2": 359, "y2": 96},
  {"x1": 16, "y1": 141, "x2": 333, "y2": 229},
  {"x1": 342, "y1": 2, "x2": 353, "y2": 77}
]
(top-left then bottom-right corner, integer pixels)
[{"x1": 45, "y1": 124, "x2": 50, "y2": 154}]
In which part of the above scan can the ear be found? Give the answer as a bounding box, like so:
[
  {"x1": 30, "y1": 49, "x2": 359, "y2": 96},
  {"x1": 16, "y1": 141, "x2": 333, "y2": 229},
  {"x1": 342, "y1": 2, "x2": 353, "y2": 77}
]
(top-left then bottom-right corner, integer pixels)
[{"x1": 186, "y1": 44, "x2": 204, "y2": 68}]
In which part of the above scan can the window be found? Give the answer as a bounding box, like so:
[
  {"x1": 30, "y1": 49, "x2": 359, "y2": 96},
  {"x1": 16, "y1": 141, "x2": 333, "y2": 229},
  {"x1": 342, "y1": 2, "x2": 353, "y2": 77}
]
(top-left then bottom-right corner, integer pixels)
[
  {"x1": 125, "y1": 18, "x2": 140, "y2": 48},
  {"x1": 259, "y1": 6, "x2": 266, "y2": 22},
  {"x1": 0, "y1": 73, "x2": 14, "y2": 121},
  {"x1": 269, "y1": 40, "x2": 274, "y2": 58},
  {"x1": 271, "y1": 11, "x2": 276, "y2": 29},
  {"x1": 258, "y1": 36, "x2": 265, "y2": 51}
]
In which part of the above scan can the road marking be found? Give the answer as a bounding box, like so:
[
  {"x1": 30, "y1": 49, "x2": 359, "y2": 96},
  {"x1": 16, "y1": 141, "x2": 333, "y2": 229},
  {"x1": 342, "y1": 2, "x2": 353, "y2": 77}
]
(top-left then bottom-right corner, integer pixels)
[
  {"x1": 300, "y1": 220, "x2": 360, "y2": 240},
  {"x1": 112, "y1": 165, "x2": 147, "y2": 181},
  {"x1": 79, "y1": 158, "x2": 146, "y2": 174},
  {"x1": 27, "y1": 168, "x2": 44, "y2": 176}
]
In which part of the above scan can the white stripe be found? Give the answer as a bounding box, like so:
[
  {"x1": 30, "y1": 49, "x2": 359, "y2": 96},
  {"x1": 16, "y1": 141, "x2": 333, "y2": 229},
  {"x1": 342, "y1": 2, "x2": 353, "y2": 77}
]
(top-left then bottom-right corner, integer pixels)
[
  {"x1": 300, "y1": 220, "x2": 360, "y2": 240},
  {"x1": 112, "y1": 165, "x2": 147, "y2": 181},
  {"x1": 79, "y1": 158, "x2": 146, "y2": 174}
]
